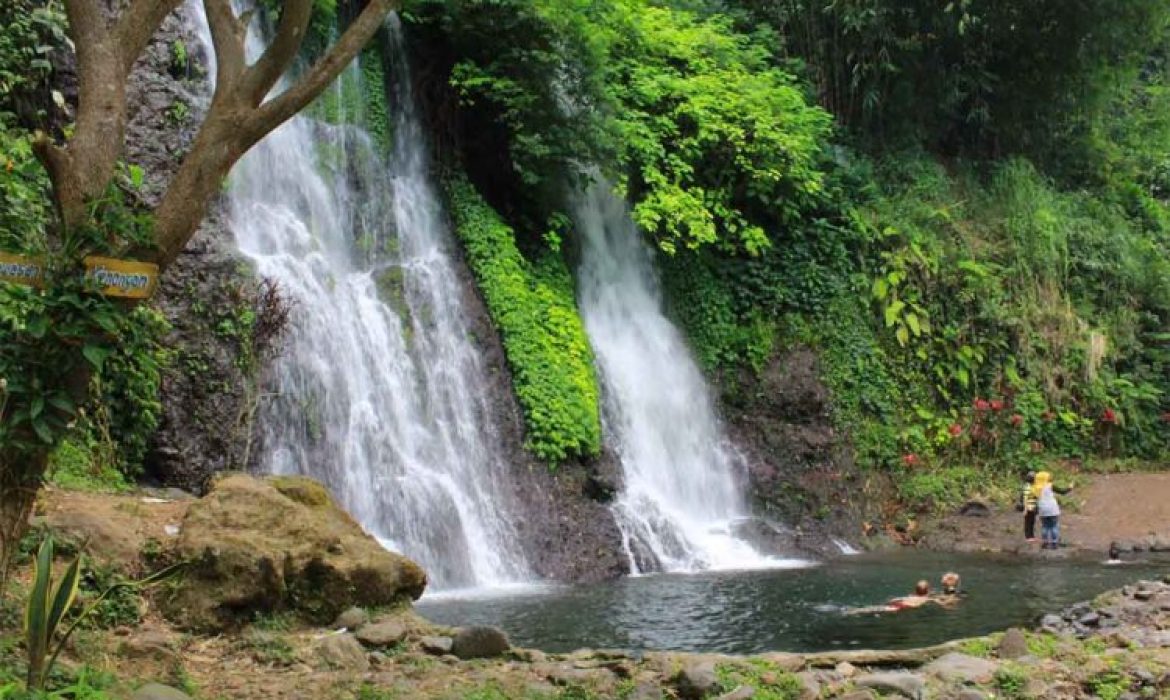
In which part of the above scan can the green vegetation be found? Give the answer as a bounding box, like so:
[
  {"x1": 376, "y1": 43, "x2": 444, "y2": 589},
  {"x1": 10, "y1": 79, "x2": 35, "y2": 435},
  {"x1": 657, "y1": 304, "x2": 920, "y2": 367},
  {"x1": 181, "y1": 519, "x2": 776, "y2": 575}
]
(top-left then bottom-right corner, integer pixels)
[
  {"x1": 716, "y1": 660, "x2": 804, "y2": 700},
  {"x1": 402, "y1": 0, "x2": 1170, "y2": 494},
  {"x1": 445, "y1": 175, "x2": 601, "y2": 462}
]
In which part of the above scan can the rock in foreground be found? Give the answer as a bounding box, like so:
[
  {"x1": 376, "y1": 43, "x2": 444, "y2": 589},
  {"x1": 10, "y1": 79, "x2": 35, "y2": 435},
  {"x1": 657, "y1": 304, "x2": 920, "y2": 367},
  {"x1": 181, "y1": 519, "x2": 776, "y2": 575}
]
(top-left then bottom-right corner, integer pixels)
[{"x1": 163, "y1": 474, "x2": 426, "y2": 631}]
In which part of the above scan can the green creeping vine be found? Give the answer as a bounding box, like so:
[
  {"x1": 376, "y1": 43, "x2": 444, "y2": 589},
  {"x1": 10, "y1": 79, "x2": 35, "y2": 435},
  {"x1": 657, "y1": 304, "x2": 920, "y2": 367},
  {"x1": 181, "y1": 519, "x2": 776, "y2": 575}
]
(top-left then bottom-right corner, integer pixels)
[{"x1": 444, "y1": 175, "x2": 601, "y2": 463}]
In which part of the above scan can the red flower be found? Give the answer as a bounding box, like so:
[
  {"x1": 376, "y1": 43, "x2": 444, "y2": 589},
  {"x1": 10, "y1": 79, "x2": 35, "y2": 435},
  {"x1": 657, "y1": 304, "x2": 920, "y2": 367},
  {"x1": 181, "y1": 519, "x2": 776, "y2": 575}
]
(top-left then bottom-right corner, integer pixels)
[
  {"x1": 1102, "y1": 408, "x2": 1117, "y2": 424},
  {"x1": 1010, "y1": 414, "x2": 1024, "y2": 427},
  {"x1": 974, "y1": 398, "x2": 990, "y2": 411},
  {"x1": 902, "y1": 453, "x2": 919, "y2": 467},
  {"x1": 990, "y1": 399, "x2": 1005, "y2": 412},
  {"x1": 948, "y1": 423, "x2": 963, "y2": 437}
]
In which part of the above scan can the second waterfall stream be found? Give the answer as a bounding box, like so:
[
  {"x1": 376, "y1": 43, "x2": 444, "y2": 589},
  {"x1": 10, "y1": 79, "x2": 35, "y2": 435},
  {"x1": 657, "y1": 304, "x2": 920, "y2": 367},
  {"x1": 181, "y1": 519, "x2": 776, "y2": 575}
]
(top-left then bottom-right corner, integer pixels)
[{"x1": 575, "y1": 181, "x2": 803, "y2": 574}]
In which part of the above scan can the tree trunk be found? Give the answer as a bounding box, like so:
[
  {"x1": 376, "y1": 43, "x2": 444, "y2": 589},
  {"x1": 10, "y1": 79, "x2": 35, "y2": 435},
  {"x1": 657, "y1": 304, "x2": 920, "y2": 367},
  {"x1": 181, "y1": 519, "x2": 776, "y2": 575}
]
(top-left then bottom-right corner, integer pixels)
[{"x1": 0, "y1": 448, "x2": 46, "y2": 601}]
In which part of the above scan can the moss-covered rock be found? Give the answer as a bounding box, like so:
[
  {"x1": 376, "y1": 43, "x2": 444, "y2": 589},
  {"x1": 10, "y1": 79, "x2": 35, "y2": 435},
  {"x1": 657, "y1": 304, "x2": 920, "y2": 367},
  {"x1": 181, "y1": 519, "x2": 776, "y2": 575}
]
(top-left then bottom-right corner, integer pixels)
[{"x1": 162, "y1": 474, "x2": 426, "y2": 631}]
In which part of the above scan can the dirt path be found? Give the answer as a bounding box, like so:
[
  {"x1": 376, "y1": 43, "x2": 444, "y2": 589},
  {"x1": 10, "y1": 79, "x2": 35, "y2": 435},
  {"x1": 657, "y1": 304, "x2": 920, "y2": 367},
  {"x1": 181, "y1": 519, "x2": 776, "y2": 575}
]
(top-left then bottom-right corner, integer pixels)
[{"x1": 920, "y1": 471, "x2": 1170, "y2": 554}]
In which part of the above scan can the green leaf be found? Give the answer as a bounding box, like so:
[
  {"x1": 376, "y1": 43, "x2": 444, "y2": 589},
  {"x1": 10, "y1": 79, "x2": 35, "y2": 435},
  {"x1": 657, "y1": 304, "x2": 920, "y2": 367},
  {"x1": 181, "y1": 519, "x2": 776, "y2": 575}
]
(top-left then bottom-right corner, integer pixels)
[
  {"x1": 895, "y1": 325, "x2": 910, "y2": 346},
  {"x1": 25, "y1": 538, "x2": 53, "y2": 689},
  {"x1": 31, "y1": 418, "x2": 53, "y2": 444},
  {"x1": 82, "y1": 344, "x2": 113, "y2": 370},
  {"x1": 905, "y1": 313, "x2": 921, "y2": 337},
  {"x1": 128, "y1": 164, "x2": 145, "y2": 190},
  {"x1": 872, "y1": 277, "x2": 888, "y2": 300},
  {"x1": 884, "y1": 300, "x2": 905, "y2": 327},
  {"x1": 46, "y1": 556, "x2": 81, "y2": 637}
]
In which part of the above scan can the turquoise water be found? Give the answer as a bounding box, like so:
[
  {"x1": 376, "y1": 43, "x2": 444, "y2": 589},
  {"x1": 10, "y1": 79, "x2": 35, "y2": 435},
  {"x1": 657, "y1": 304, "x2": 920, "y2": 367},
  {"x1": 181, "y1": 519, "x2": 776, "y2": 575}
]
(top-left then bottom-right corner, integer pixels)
[{"x1": 416, "y1": 551, "x2": 1168, "y2": 654}]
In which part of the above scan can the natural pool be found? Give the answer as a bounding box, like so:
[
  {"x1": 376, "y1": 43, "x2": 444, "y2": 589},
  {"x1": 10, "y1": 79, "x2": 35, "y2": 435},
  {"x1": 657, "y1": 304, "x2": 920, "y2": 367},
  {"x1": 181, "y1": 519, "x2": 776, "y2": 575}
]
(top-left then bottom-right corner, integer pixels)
[{"x1": 416, "y1": 551, "x2": 1169, "y2": 655}]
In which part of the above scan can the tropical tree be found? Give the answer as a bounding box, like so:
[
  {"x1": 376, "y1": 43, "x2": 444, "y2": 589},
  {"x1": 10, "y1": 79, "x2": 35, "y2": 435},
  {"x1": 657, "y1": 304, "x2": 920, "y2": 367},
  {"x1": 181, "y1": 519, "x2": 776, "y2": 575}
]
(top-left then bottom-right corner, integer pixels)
[{"x1": 0, "y1": 0, "x2": 394, "y2": 590}]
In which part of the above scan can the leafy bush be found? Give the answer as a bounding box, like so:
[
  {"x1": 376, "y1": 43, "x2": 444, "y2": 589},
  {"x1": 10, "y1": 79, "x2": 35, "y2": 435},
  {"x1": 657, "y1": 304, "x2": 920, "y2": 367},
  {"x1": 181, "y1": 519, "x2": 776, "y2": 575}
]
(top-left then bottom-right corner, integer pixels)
[{"x1": 444, "y1": 175, "x2": 601, "y2": 462}]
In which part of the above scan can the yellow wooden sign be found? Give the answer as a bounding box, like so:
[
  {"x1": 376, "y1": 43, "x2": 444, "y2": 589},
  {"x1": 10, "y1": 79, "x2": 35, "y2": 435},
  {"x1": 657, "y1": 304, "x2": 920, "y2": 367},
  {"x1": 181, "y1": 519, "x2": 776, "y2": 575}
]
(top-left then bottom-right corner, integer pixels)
[
  {"x1": 83, "y1": 256, "x2": 160, "y2": 299},
  {"x1": 0, "y1": 251, "x2": 45, "y2": 287}
]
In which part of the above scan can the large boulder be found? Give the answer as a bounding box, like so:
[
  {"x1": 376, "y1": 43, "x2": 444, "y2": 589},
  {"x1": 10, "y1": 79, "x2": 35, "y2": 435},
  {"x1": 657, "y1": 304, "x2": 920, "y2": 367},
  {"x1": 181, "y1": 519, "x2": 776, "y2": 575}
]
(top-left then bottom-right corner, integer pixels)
[{"x1": 162, "y1": 474, "x2": 426, "y2": 630}]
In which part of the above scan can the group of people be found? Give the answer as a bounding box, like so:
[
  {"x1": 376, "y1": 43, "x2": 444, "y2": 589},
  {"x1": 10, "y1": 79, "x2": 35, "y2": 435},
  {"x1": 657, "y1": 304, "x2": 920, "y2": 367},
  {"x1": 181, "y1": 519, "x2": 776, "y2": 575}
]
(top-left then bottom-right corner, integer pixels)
[
  {"x1": 1019, "y1": 470, "x2": 1072, "y2": 549},
  {"x1": 846, "y1": 572, "x2": 963, "y2": 615}
]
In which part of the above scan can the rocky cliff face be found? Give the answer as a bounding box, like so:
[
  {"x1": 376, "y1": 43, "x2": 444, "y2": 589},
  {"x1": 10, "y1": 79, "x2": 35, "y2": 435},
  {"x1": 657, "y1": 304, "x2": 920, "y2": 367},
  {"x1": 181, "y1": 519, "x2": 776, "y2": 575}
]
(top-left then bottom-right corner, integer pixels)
[
  {"x1": 116, "y1": 8, "x2": 271, "y2": 494},
  {"x1": 718, "y1": 345, "x2": 875, "y2": 553}
]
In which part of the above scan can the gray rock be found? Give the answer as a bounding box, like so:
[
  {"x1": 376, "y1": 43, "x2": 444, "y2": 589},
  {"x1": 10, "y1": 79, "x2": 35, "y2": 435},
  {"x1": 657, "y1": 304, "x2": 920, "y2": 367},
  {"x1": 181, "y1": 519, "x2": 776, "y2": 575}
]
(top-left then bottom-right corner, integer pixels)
[
  {"x1": 717, "y1": 687, "x2": 755, "y2": 700},
  {"x1": 355, "y1": 619, "x2": 409, "y2": 647},
  {"x1": 1079, "y1": 612, "x2": 1101, "y2": 626},
  {"x1": 334, "y1": 606, "x2": 369, "y2": 630},
  {"x1": 314, "y1": 633, "x2": 369, "y2": 671},
  {"x1": 451, "y1": 626, "x2": 511, "y2": 659},
  {"x1": 997, "y1": 628, "x2": 1029, "y2": 659},
  {"x1": 836, "y1": 661, "x2": 858, "y2": 677},
  {"x1": 1040, "y1": 613, "x2": 1064, "y2": 631},
  {"x1": 796, "y1": 671, "x2": 821, "y2": 700},
  {"x1": 838, "y1": 692, "x2": 876, "y2": 700},
  {"x1": 118, "y1": 631, "x2": 177, "y2": 662},
  {"x1": 855, "y1": 672, "x2": 925, "y2": 700},
  {"x1": 924, "y1": 652, "x2": 999, "y2": 684},
  {"x1": 954, "y1": 691, "x2": 986, "y2": 700},
  {"x1": 674, "y1": 659, "x2": 719, "y2": 700},
  {"x1": 420, "y1": 635, "x2": 454, "y2": 655},
  {"x1": 131, "y1": 684, "x2": 192, "y2": 700}
]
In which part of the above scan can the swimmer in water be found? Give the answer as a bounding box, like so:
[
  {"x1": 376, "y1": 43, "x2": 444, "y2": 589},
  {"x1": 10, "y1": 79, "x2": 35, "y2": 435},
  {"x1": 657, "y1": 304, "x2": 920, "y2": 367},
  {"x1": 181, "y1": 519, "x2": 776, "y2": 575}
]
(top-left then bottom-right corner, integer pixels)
[
  {"x1": 932, "y1": 572, "x2": 963, "y2": 607},
  {"x1": 845, "y1": 580, "x2": 934, "y2": 615}
]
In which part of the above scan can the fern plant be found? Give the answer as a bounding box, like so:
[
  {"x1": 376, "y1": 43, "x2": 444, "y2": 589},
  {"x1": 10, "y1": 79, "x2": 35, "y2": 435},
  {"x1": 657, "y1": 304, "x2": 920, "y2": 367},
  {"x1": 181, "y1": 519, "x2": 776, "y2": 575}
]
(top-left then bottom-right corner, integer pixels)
[{"x1": 23, "y1": 537, "x2": 183, "y2": 690}]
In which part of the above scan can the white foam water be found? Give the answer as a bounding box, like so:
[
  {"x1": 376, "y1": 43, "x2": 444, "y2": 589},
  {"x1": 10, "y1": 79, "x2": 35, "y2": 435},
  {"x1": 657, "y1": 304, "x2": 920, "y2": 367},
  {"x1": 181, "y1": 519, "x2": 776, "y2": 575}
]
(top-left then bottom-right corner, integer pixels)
[
  {"x1": 575, "y1": 180, "x2": 810, "y2": 574},
  {"x1": 188, "y1": 5, "x2": 529, "y2": 590}
]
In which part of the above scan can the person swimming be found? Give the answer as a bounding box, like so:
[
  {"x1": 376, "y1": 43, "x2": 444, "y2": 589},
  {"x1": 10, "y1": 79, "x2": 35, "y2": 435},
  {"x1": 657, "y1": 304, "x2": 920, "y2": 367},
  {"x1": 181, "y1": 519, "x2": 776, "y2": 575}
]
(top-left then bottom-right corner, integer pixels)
[
  {"x1": 932, "y1": 572, "x2": 963, "y2": 606},
  {"x1": 845, "y1": 580, "x2": 935, "y2": 615}
]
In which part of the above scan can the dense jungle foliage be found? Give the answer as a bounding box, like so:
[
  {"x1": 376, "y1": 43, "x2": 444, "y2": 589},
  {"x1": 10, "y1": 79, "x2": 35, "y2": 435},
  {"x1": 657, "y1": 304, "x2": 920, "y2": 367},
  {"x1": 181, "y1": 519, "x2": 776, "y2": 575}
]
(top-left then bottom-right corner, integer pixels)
[
  {"x1": 2, "y1": 0, "x2": 1168, "y2": 508},
  {"x1": 401, "y1": 0, "x2": 1170, "y2": 506},
  {"x1": 0, "y1": 0, "x2": 170, "y2": 490}
]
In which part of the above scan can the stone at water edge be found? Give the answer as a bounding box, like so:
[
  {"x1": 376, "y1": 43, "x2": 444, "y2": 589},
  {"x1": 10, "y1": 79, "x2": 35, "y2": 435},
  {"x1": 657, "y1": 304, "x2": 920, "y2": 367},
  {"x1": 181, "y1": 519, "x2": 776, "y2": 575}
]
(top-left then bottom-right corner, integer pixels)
[
  {"x1": 997, "y1": 628, "x2": 1028, "y2": 659},
  {"x1": 355, "y1": 618, "x2": 409, "y2": 647},
  {"x1": 854, "y1": 672, "x2": 925, "y2": 700},
  {"x1": 161, "y1": 474, "x2": 426, "y2": 632},
  {"x1": 451, "y1": 626, "x2": 511, "y2": 659},
  {"x1": 131, "y1": 684, "x2": 192, "y2": 700},
  {"x1": 835, "y1": 661, "x2": 858, "y2": 678},
  {"x1": 334, "y1": 607, "x2": 369, "y2": 630},
  {"x1": 420, "y1": 635, "x2": 454, "y2": 655},
  {"x1": 673, "y1": 659, "x2": 720, "y2": 700},
  {"x1": 314, "y1": 633, "x2": 370, "y2": 672},
  {"x1": 923, "y1": 652, "x2": 999, "y2": 684},
  {"x1": 795, "y1": 671, "x2": 821, "y2": 700}
]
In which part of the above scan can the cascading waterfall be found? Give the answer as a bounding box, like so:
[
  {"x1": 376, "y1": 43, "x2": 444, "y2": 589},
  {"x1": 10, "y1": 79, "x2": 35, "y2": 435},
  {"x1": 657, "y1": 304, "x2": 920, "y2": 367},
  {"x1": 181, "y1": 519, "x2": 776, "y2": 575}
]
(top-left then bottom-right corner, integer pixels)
[
  {"x1": 192, "y1": 6, "x2": 528, "y2": 589},
  {"x1": 575, "y1": 181, "x2": 806, "y2": 574}
]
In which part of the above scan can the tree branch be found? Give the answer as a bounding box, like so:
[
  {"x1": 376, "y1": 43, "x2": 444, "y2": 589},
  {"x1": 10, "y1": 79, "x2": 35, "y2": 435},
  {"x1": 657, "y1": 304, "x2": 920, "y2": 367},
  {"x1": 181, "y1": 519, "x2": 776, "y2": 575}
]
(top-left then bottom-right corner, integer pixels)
[
  {"x1": 252, "y1": 0, "x2": 393, "y2": 134},
  {"x1": 203, "y1": 0, "x2": 247, "y2": 94},
  {"x1": 115, "y1": 0, "x2": 186, "y2": 75},
  {"x1": 64, "y1": 0, "x2": 107, "y2": 65},
  {"x1": 151, "y1": 0, "x2": 396, "y2": 271},
  {"x1": 240, "y1": 0, "x2": 315, "y2": 105}
]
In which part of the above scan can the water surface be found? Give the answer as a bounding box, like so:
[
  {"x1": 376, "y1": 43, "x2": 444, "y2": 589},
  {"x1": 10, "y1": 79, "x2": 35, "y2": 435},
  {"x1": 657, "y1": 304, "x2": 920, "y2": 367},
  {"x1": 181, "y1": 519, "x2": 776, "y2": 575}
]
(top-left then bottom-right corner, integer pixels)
[{"x1": 417, "y1": 551, "x2": 1168, "y2": 654}]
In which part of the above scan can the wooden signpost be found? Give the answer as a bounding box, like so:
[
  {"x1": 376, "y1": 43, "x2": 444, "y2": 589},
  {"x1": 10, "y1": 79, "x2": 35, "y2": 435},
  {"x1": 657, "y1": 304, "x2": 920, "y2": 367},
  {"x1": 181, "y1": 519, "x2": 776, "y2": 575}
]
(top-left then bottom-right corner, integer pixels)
[
  {"x1": 0, "y1": 252, "x2": 159, "y2": 299},
  {"x1": 83, "y1": 256, "x2": 160, "y2": 299},
  {"x1": 0, "y1": 252, "x2": 45, "y2": 288}
]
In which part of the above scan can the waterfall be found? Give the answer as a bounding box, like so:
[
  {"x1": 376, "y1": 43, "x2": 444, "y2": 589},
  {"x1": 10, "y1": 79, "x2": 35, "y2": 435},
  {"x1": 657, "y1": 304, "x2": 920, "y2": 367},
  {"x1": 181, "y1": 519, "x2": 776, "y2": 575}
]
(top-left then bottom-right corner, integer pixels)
[
  {"x1": 575, "y1": 181, "x2": 803, "y2": 574},
  {"x1": 191, "y1": 6, "x2": 529, "y2": 589}
]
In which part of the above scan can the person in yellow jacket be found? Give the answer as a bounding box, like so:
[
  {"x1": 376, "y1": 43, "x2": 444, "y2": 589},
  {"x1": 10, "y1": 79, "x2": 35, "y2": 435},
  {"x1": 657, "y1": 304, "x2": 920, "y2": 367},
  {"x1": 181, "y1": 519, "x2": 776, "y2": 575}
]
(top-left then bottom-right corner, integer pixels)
[{"x1": 1019, "y1": 470, "x2": 1038, "y2": 542}]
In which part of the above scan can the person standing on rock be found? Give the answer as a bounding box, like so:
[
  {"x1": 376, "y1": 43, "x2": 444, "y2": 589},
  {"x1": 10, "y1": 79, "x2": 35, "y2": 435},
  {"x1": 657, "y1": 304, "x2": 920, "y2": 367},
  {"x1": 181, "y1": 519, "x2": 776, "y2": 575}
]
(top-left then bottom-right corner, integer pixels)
[
  {"x1": 1019, "y1": 470, "x2": 1039, "y2": 542},
  {"x1": 1033, "y1": 471, "x2": 1072, "y2": 550}
]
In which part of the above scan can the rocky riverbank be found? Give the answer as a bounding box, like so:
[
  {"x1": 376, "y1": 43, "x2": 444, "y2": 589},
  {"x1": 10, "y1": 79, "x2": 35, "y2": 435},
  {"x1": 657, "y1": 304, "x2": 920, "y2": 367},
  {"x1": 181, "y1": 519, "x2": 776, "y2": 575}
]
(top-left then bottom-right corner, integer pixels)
[{"x1": 3, "y1": 476, "x2": 1166, "y2": 699}]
